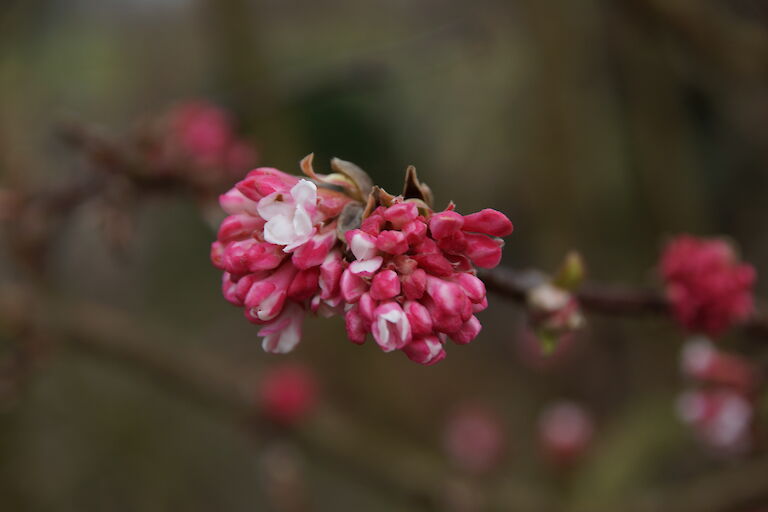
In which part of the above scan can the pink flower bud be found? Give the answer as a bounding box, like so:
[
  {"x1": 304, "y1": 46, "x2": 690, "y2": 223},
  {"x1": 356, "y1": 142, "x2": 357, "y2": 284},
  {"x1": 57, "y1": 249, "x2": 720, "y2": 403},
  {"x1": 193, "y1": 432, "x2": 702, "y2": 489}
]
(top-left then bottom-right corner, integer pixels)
[
  {"x1": 402, "y1": 268, "x2": 427, "y2": 300},
  {"x1": 222, "y1": 239, "x2": 285, "y2": 274},
  {"x1": 404, "y1": 300, "x2": 434, "y2": 336},
  {"x1": 360, "y1": 213, "x2": 385, "y2": 235},
  {"x1": 371, "y1": 302, "x2": 412, "y2": 352},
  {"x1": 258, "y1": 303, "x2": 305, "y2": 354},
  {"x1": 318, "y1": 250, "x2": 344, "y2": 300},
  {"x1": 244, "y1": 263, "x2": 298, "y2": 322},
  {"x1": 453, "y1": 273, "x2": 486, "y2": 304},
  {"x1": 222, "y1": 273, "x2": 242, "y2": 305},
  {"x1": 291, "y1": 230, "x2": 336, "y2": 269},
  {"x1": 375, "y1": 230, "x2": 409, "y2": 255},
  {"x1": 237, "y1": 167, "x2": 299, "y2": 201},
  {"x1": 340, "y1": 268, "x2": 368, "y2": 303},
  {"x1": 436, "y1": 231, "x2": 468, "y2": 255},
  {"x1": 382, "y1": 202, "x2": 419, "y2": 229},
  {"x1": 358, "y1": 292, "x2": 377, "y2": 321},
  {"x1": 449, "y1": 315, "x2": 482, "y2": 345},
  {"x1": 425, "y1": 276, "x2": 471, "y2": 332},
  {"x1": 288, "y1": 267, "x2": 320, "y2": 301},
  {"x1": 370, "y1": 270, "x2": 401, "y2": 300},
  {"x1": 258, "y1": 363, "x2": 317, "y2": 424},
  {"x1": 217, "y1": 214, "x2": 264, "y2": 243},
  {"x1": 462, "y1": 209, "x2": 514, "y2": 237},
  {"x1": 220, "y1": 188, "x2": 259, "y2": 216},
  {"x1": 346, "y1": 229, "x2": 378, "y2": 260},
  {"x1": 538, "y1": 401, "x2": 594, "y2": 466},
  {"x1": 463, "y1": 233, "x2": 503, "y2": 268},
  {"x1": 402, "y1": 336, "x2": 445, "y2": 365},
  {"x1": 345, "y1": 307, "x2": 369, "y2": 344},
  {"x1": 402, "y1": 219, "x2": 427, "y2": 244},
  {"x1": 429, "y1": 210, "x2": 464, "y2": 239},
  {"x1": 412, "y1": 251, "x2": 454, "y2": 277}
]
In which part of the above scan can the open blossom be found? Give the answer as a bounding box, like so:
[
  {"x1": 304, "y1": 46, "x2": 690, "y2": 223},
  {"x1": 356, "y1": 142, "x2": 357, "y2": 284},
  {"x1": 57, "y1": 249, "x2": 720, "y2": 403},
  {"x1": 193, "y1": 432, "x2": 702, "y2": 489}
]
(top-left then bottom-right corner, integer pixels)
[
  {"x1": 212, "y1": 156, "x2": 513, "y2": 364},
  {"x1": 660, "y1": 236, "x2": 756, "y2": 336}
]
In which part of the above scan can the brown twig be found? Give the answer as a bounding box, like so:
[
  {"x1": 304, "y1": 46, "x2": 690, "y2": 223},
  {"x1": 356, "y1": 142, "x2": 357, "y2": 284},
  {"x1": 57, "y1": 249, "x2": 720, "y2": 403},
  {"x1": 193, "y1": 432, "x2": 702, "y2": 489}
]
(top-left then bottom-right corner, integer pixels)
[{"x1": 478, "y1": 267, "x2": 768, "y2": 343}]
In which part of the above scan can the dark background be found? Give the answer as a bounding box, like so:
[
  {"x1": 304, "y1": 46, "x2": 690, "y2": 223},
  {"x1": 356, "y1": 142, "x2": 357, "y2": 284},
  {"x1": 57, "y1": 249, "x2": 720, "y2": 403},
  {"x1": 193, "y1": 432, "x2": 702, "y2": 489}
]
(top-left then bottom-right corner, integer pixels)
[{"x1": 2, "y1": 0, "x2": 768, "y2": 510}]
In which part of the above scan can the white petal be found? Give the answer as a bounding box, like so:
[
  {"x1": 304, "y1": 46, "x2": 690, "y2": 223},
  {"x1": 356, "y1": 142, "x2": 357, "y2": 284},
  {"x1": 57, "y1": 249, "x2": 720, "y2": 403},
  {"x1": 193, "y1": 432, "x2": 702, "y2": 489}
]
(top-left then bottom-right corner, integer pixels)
[
  {"x1": 263, "y1": 215, "x2": 296, "y2": 246},
  {"x1": 293, "y1": 205, "x2": 314, "y2": 239},
  {"x1": 259, "y1": 305, "x2": 304, "y2": 353},
  {"x1": 283, "y1": 227, "x2": 316, "y2": 253},
  {"x1": 257, "y1": 192, "x2": 294, "y2": 220},
  {"x1": 290, "y1": 179, "x2": 317, "y2": 208},
  {"x1": 350, "y1": 233, "x2": 378, "y2": 261},
  {"x1": 349, "y1": 256, "x2": 383, "y2": 276}
]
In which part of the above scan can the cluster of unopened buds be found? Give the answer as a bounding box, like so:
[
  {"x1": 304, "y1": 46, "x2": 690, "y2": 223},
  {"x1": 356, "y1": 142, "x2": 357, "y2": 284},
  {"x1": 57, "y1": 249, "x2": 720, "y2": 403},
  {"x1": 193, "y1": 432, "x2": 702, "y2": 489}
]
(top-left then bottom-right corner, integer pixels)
[
  {"x1": 211, "y1": 155, "x2": 513, "y2": 364},
  {"x1": 144, "y1": 100, "x2": 258, "y2": 184},
  {"x1": 660, "y1": 236, "x2": 756, "y2": 337},
  {"x1": 676, "y1": 337, "x2": 760, "y2": 454}
]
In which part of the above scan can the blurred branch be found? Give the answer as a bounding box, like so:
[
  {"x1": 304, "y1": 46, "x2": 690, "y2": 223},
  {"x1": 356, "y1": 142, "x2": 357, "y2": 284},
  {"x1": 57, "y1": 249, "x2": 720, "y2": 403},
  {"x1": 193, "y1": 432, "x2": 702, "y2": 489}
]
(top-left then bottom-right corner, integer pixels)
[{"x1": 479, "y1": 267, "x2": 768, "y2": 343}]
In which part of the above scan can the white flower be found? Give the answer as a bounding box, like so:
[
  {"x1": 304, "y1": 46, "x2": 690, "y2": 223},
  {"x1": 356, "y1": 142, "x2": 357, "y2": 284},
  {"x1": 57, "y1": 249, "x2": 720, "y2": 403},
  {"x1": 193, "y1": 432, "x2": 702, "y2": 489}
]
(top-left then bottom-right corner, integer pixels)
[{"x1": 258, "y1": 179, "x2": 318, "y2": 252}]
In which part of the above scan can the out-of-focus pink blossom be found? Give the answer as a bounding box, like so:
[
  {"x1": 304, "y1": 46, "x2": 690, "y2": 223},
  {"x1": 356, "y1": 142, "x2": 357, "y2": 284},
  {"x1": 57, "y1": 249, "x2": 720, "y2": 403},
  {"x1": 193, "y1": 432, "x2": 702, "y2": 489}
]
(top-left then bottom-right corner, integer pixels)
[
  {"x1": 443, "y1": 404, "x2": 505, "y2": 473},
  {"x1": 661, "y1": 236, "x2": 756, "y2": 336},
  {"x1": 538, "y1": 401, "x2": 594, "y2": 467},
  {"x1": 161, "y1": 101, "x2": 258, "y2": 178},
  {"x1": 681, "y1": 338, "x2": 757, "y2": 395},
  {"x1": 258, "y1": 364, "x2": 318, "y2": 425},
  {"x1": 677, "y1": 389, "x2": 753, "y2": 454}
]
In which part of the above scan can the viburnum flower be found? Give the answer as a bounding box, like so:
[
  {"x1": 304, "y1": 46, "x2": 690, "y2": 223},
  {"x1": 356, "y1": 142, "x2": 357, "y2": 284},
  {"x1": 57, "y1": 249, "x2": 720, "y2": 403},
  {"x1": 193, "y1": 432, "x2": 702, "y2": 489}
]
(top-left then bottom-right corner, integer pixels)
[
  {"x1": 660, "y1": 236, "x2": 756, "y2": 337},
  {"x1": 211, "y1": 155, "x2": 513, "y2": 364}
]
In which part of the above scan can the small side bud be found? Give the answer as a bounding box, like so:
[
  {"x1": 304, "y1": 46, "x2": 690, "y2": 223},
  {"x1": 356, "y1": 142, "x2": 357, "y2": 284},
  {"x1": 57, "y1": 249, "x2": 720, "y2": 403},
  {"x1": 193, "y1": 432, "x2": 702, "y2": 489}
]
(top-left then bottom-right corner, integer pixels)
[{"x1": 552, "y1": 251, "x2": 585, "y2": 292}]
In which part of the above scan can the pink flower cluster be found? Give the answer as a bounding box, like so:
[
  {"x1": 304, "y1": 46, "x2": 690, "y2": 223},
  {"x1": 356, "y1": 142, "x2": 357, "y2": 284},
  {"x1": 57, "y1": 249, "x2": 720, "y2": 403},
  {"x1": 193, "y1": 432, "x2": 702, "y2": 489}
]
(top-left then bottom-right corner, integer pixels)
[
  {"x1": 677, "y1": 338, "x2": 759, "y2": 454},
  {"x1": 211, "y1": 163, "x2": 513, "y2": 364},
  {"x1": 660, "y1": 236, "x2": 756, "y2": 336},
  {"x1": 342, "y1": 204, "x2": 512, "y2": 365},
  {"x1": 160, "y1": 101, "x2": 257, "y2": 178}
]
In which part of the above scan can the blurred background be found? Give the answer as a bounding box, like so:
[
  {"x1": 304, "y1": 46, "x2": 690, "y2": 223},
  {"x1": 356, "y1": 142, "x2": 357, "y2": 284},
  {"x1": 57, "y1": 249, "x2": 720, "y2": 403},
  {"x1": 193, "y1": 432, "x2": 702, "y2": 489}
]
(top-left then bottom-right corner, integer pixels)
[{"x1": 2, "y1": 0, "x2": 768, "y2": 510}]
